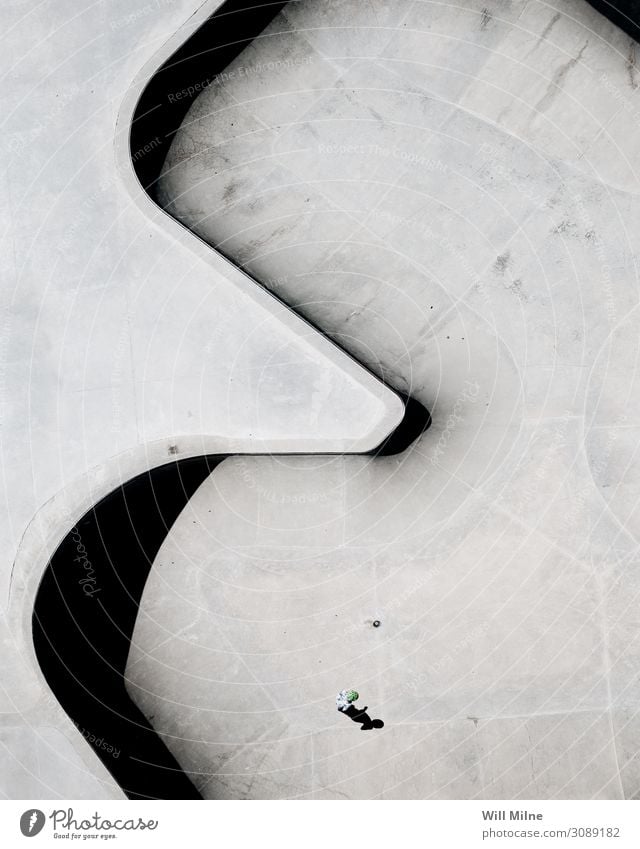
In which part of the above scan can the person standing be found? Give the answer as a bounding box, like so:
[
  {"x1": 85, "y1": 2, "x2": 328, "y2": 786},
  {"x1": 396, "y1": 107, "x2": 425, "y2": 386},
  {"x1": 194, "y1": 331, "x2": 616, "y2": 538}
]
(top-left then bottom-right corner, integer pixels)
[{"x1": 336, "y1": 689, "x2": 383, "y2": 730}]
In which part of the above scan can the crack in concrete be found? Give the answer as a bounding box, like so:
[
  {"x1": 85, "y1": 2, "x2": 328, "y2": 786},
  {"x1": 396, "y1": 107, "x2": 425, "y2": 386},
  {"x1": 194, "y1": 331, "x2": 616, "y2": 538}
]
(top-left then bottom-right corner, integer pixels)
[{"x1": 530, "y1": 41, "x2": 588, "y2": 119}]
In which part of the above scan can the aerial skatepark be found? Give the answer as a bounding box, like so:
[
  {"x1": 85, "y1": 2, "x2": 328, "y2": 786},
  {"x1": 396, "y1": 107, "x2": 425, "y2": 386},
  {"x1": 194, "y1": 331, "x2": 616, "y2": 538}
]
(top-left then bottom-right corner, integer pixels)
[{"x1": 3, "y1": 0, "x2": 640, "y2": 800}]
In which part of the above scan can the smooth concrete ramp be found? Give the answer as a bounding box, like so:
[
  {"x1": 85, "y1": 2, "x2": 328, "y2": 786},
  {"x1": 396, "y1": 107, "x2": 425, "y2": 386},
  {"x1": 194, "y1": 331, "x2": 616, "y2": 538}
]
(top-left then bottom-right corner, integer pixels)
[
  {"x1": 1, "y1": 0, "x2": 403, "y2": 799},
  {"x1": 124, "y1": 0, "x2": 640, "y2": 798}
]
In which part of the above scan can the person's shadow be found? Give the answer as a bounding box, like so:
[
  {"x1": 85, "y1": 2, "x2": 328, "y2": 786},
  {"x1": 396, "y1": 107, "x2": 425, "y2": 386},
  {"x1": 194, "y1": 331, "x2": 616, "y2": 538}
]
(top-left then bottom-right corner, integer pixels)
[{"x1": 341, "y1": 704, "x2": 384, "y2": 730}]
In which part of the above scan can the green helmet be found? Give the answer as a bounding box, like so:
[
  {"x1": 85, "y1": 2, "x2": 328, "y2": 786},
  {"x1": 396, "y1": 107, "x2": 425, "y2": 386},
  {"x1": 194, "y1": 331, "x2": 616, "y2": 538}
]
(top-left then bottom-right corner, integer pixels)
[{"x1": 347, "y1": 690, "x2": 359, "y2": 702}]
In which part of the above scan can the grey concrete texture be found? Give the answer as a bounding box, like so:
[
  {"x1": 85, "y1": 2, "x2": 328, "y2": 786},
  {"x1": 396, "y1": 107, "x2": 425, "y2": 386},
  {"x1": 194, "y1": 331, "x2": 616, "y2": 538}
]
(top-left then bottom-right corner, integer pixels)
[
  {"x1": 127, "y1": 0, "x2": 640, "y2": 798},
  {"x1": 0, "y1": 0, "x2": 402, "y2": 799}
]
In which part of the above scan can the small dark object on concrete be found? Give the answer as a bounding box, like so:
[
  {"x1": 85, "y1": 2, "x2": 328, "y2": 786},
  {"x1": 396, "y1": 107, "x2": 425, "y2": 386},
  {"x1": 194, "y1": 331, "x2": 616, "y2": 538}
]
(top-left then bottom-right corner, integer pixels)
[
  {"x1": 372, "y1": 620, "x2": 381, "y2": 628},
  {"x1": 343, "y1": 705, "x2": 385, "y2": 731}
]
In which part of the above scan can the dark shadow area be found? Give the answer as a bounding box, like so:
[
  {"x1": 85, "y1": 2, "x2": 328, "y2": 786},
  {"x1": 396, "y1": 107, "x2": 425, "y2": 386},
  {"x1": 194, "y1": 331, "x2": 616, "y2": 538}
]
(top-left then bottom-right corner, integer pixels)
[
  {"x1": 585, "y1": 0, "x2": 640, "y2": 42},
  {"x1": 341, "y1": 705, "x2": 385, "y2": 731},
  {"x1": 32, "y1": 0, "x2": 432, "y2": 802},
  {"x1": 129, "y1": 0, "x2": 431, "y2": 456},
  {"x1": 370, "y1": 393, "x2": 431, "y2": 457},
  {"x1": 33, "y1": 455, "x2": 225, "y2": 800},
  {"x1": 31, "y1": 388, "x2": 424, "y2": 801},
  {"x1": 131, "y1": 0, "x2": 287, "y2": 194}
]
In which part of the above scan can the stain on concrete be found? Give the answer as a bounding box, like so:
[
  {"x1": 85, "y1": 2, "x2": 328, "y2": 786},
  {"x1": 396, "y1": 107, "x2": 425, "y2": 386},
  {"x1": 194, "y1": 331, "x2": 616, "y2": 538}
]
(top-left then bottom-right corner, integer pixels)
[
  {"x1": 552, "y1": 220, "x2": 576, "y2": 234},
  {"x1": 493, "y1": 251, "x2": 511, "y2": 274},
  {"x1": 530, "y1": 41, "x2": 588, "y2": 117},
  {"x1": 222, "y1": 181, "x2": 238, "y2": 204},
  {"x1": 504, "y1": 278, "x2": 527, "y2": 301},
  {"x1": 627, "y1": 39, "x2": 638, "y2": 89},
  {"x1": 523, "y1": 12, "x2": 561, "y2": 61},
  {"x1": 540, "y1": 12, "x2": 561, "y2": 44}
]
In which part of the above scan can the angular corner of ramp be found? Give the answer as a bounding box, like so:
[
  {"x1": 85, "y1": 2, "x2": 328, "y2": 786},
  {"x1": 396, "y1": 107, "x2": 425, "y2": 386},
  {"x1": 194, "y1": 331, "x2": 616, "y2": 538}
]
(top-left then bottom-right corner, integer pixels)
[{"x1": 12, "y1": 0, "x2": 431, "y2": 801}]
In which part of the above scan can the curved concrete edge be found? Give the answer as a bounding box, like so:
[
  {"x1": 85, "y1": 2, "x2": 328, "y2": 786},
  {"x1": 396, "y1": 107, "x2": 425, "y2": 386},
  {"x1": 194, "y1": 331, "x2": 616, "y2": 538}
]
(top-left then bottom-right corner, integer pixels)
[
  {"x1": 7, "y1": 440, "x2": 219, "y2": 799},
  {"x1": 9, "y1": 428, "x2": 424, "y2": 797},
  {"x1": 585, "y1": 0, "x2": 640, "y2": 41},
  {"x1": 4, "y1": 440, "x2": 296, "y2": 799},
  {"x1": 6, "y1": 0, "x2": 414, "y2": 798},
  {"x1": 113, "y1": 0, "x2": 405, "y2": 455},
  {"x1": 9, "y1": 436, "x2": 357, "y2": 713},
  {"x1": 32, "y1": 454, "x2": 229, "y2": 799}
]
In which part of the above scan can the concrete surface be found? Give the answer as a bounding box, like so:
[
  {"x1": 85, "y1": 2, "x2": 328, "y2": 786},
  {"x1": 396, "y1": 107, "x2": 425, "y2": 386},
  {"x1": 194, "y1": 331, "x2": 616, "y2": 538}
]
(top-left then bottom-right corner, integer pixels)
[
  {"x1": 128, "y1": 0, "x2": 640, "y2": 798},
  {"x1": 0, "y1": 0, "x2": 401, "y2": 799}
]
